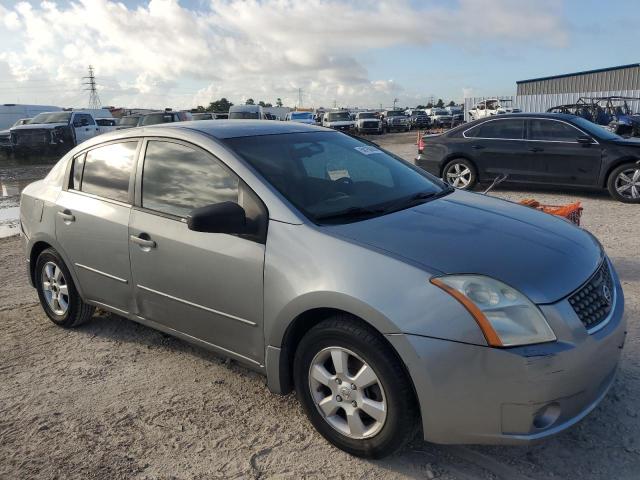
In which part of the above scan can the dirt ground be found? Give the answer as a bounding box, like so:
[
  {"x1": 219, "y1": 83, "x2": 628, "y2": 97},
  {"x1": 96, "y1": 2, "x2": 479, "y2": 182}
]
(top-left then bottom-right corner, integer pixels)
[{"x1": 1, "y1": 134, "x2": 639, "y2": 479}]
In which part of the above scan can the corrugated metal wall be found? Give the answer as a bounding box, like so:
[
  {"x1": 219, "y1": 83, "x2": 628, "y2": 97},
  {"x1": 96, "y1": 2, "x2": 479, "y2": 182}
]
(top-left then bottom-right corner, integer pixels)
[
  {"x1": 464, "y1": 90, "x2": 640, "y2": 122},
  {"x1": 516, "y1": 65, "x2": 640, "y2": 95}
]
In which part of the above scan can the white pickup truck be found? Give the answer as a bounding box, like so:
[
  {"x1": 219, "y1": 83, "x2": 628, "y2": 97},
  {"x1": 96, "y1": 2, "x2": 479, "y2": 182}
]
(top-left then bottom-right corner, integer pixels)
[{"x1": 8, "y1": 110, "x2": 113, "y2": 155}]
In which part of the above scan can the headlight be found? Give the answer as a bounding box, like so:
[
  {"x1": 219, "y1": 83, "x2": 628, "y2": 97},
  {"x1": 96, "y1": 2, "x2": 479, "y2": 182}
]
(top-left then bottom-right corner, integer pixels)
[{"x1": 431, "y1": 275, "x2": 556, "y2": 347}]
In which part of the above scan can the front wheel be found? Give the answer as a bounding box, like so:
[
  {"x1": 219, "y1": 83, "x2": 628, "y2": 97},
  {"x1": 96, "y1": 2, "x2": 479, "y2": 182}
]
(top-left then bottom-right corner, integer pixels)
[
  {"x1": 442, "y1": 158, "x2": 477, "y2": 190},
  {"x1": 35, "y1": 248, "x2": 95, "y2": 327},
  {"x1": 294, "y1": 316, "x2": 418, "y2": 458},
  {"x1": 607, "y1": 162, "x2": 640, "y2": 203}
]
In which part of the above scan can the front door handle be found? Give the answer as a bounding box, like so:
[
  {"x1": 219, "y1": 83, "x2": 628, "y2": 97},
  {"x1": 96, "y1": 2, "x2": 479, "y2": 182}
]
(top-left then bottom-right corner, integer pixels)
[
  {"x1": 130, "y1": 234, "x2": 156, "y2": 249},
  {"x1": 471, "y1": 145, "x2": 485, "y2": 150},
  {"x1": 57, "y1": 210, "x2": 75, "y2": 222},
  {"x1": 529, "y1": 147, "x2": 544, "y2": 153}
]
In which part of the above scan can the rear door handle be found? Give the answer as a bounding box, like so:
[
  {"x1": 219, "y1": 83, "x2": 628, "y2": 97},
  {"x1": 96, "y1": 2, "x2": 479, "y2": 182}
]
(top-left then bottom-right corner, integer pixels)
[
  {"x1": 130, "y1": 234, "x2": 156, "y2": 249},
  {"x1": 529, "y1": 147, "x2": 544, "y2": 153},
  {"x1": 57, "y1": 210, "x2": 75, "y2": 222},
  {"x1": 471, "y1": 145, "x2": 485, "y2": 150}
]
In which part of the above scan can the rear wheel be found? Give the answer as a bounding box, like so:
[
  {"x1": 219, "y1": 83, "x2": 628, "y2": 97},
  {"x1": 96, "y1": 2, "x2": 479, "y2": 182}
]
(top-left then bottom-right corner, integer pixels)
[
  {"x1": 35, "y1": 248, "x2": 95, "y2": 327},
  {"x1": 607, "y1": 162, "x2": 640, "y2": 203},
  {"x1": 294, "y1": 316, "x2": 418, "y2": 458},
  {"x1": 442, "y1": 158, "x2": 477, "y2": 190}
]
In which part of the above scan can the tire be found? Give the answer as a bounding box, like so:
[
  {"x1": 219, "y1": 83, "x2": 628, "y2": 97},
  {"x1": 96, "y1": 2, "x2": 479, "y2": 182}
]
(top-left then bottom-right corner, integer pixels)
[
  {"x1": 607, "y1": 162, "x2": 640, "y2": 203},
  {"x1": 442, "y1": 158, "x2": 477, "y2": 190},
  {"x1": 35, "y1": 248, "x2": 95, "y2": 328},
  {"x1": 293, "y1": 315, "x2": 418, "y2": 458}
]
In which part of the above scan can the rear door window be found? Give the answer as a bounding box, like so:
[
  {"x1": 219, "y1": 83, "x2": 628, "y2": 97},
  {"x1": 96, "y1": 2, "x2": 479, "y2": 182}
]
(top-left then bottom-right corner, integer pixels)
[
  {"x1": 80, "y1": 142, "x2": 138, "y2": 202},
  {"x1": 528, "y1": 119, "x2": 581, "y2": 142},
  {"x1": 465, "y1": 119, "x2": 524, "y2": 139}
]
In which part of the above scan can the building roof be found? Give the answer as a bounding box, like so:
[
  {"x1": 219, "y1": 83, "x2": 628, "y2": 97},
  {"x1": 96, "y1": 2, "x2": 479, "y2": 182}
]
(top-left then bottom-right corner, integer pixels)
[{"x1": 517, "y1": 63, "x2": 640, "y2": 84}]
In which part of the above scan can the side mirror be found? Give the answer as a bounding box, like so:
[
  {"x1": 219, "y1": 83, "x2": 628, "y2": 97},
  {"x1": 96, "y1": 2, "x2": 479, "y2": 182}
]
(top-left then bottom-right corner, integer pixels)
[
  {"x1": 577, "y1": 135, "x2": 595, "y2": 145},
  {"x1": 187, "y1": 202, "x2": 246, "y2": 234}
]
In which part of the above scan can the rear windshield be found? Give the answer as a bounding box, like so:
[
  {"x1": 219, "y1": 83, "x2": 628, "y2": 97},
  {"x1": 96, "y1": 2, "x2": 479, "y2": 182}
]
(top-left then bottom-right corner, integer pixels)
[
  {"x1": 291, "y1": 112, "x2": 314, "y2": 119},
  {"x1": 229, "y1": 112, "x2": 260, "y2": 119},
  {"x1": 141, "y1": 113, "x2": 174, "y2": 126},
  {"x1": 119, "y1": 116, "x2": 141, "y2": 126}
]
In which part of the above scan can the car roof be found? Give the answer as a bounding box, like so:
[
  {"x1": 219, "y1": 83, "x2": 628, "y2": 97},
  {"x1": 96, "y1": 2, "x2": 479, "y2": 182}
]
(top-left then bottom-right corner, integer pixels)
[
  {"x1": 144, "y1": 120, "x2": 327, "y2": 139},
  {"x1": 473, "y1": 112, "x2": 580, "y2": 121}
]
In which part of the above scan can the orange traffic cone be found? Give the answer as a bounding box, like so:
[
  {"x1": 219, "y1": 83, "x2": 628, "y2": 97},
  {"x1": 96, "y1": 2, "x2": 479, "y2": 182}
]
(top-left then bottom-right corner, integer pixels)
[{"x1": 418, "y1": 132, "x2": 425, "y2": 153}]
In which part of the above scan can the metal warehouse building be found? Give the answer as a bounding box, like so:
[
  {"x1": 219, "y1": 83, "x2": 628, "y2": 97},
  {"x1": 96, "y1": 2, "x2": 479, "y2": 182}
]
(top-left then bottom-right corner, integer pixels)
[
  {"x1": 465, "y1": 64, "x2": 640, "y2": 119},
  {"x1": 516, "y1": 63, "x2": 640, "y2": 95}
]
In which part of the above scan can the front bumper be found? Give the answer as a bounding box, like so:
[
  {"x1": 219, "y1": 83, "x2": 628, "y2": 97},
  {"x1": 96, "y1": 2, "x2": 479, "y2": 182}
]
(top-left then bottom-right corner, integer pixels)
[{"x1": 387, "y1": 267, "x2": 626, "y2": 445}]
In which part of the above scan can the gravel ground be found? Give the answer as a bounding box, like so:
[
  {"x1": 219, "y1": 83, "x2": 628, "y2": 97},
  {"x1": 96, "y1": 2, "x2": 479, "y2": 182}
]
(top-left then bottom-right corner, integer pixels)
[{"x1": 0, "y1": 135, "x2": 638, "y2": 479}]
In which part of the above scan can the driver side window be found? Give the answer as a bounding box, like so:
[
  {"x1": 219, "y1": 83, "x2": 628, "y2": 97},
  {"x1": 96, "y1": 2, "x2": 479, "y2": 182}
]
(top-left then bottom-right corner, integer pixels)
[{"x1": 142, "y1": 140, "x2": 239, "y2": 218}]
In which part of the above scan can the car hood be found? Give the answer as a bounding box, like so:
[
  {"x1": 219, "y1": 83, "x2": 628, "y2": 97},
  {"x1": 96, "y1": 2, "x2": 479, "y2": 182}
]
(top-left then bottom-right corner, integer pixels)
[
  {"x1": 326, "y1": 190, "x2": 602, "y2": 304},
  {"x1": 610, "y1": 137, "x2": 640, "y2": 147},
  {"x1": 11, "y1": 122, "x2": 67, "y2": 131}
]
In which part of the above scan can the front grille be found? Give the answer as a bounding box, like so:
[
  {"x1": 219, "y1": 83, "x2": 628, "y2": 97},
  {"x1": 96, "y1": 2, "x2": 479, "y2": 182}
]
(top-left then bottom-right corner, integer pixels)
[
  {"x1": 13, "y1": 130, "x2": 50, "y2": 146},
  {"x1": 569, "y1": 261, "x2": 614, "y2": 331},
  {"x1": 363, "y1": 121, "x2": 379, "y2": 128}
]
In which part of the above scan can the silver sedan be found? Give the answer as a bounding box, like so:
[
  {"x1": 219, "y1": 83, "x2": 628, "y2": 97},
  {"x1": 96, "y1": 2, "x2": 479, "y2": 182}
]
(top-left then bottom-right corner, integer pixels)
[{"x1": 20, "y1": 121, "x2": 626, "y2": 458}]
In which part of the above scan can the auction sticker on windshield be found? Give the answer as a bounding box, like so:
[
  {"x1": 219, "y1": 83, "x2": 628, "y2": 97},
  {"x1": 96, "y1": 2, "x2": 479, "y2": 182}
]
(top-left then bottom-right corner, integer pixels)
[
  {"x1": 354, "y1": 146, "x2": 382, "y2": 155},
  {"x1": 327, "y1": 169, "x2": 350, "y2": 180}
]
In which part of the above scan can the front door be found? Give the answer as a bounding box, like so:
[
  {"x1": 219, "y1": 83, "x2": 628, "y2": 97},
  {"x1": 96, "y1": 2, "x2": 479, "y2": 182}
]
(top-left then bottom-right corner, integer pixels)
[
  {"x1": 129, "y1": 139, "x2": 266, "y2": 365},
  {"x1": 524, "y1": 119, "x2": 603, "y2": 186},
  {"x1": 72, "y1": 113, "x2": 99, "y2": 145},
  {"x1": 55, "y1": 141, "x2": 139, "y2": 313}
]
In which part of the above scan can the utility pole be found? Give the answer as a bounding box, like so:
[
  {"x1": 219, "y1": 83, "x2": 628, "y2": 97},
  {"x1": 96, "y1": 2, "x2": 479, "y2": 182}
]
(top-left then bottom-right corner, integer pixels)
[
  {"x1": 83, "y1": 65, "x2": 101, "y2": 110},
  {"x1": 298, "y1": 88, "x2": 303, "y2": 108},
  {"x1": 393, "y1": 98, "x2": 399, "y2": 110}
]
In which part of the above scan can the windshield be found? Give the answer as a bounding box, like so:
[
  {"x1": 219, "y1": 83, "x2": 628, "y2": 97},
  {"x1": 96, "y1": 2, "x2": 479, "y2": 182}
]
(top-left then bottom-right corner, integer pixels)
[
  {"x1": 386, "y1": 111, "x2": 404, "y2": 117},
  {"x1": 192, "y1": 113, "x2": 212, "y2": 120},
  {"x1": 119, "y1": 116, "x2": 141, "y2": 126},
  {"x1": 572, "y1": 116, "x2": 622, "y2": 140},
  {"x1": 433, "y1": 109, "x2": 448, "y2": 115},
  {"x1": 358, "y1": 113, "x2": 377, "y2": 119},
  {"x1": 327, "y1": 112, "x2": 351, "y2": 121},
  {"x1": 229, "y1": 111, "x2": 260, "y2": 119},
  {"x1": 225, "y1": 131, "x2": 447, "y2": 224},
  {"x1": 291, "y1": 112, "x2": 313, "y2": 120},
  {"x1": 30, "y1": 112, "x2": 71, "y2": 124}
]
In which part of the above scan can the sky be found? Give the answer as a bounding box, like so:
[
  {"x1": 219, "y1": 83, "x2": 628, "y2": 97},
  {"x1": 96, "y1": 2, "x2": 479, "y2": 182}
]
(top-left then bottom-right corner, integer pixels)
[{"x1": 0, "y1": 0, "x2": 638, "y2": 110}]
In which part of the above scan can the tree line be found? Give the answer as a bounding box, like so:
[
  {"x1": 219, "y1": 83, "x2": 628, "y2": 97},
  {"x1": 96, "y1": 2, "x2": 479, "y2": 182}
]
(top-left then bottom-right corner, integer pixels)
[{"x1": 195, "y1": 97, "x2": 284, "y2": 113}]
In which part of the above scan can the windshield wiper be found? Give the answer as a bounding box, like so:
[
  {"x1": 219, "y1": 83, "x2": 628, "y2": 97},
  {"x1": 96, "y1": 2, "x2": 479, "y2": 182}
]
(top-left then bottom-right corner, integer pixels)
[{"x1": 315, "y1": 206, "x2": 386, "y2": 223}]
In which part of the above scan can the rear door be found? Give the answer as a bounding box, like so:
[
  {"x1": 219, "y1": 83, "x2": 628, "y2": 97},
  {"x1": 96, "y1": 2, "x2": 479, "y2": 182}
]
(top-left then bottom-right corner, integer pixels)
[
  {"x1": 128, "y1": 139, "x2": 267, "y2": 365},
  {"x1": 55, "y1": 140, "x2": 139, "y2": 313},
  {"x1": 462, "y1": 118, "x2": 530, "y2": 182},
  {"x1": 524, "y1": 118, "x2": 603, "y2": 186}
]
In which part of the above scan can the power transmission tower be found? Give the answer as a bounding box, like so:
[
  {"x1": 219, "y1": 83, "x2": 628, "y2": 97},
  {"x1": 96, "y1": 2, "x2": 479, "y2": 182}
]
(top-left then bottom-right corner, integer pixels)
[
  {"x1": 83, "y1": 65, "x2": 101, "y2": 109},
  {"x1": 298, "y1": 88, "x2": 303, "y2": 108},
  {"x1": 393, "y1": 98, "x2": 399, "y2": 109}
]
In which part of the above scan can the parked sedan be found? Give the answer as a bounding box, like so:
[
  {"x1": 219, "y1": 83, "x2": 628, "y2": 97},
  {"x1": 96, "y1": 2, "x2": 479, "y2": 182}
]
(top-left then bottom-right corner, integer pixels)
[
  {"x1": 416, "y1": 113, "x2": 640, "y2": 203},
  {"x1": 21, "y1": 121, "x2": 625, "y2": 458}
]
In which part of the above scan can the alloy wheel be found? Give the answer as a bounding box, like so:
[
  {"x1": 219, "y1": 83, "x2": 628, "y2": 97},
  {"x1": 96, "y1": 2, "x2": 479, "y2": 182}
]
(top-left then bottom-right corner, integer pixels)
[
  {"x1": 41, "y1": 261, "x2": 69, "y2": 315},
  {"x1": 308, "y1": 347, "x2": 387, "y2": 439},
  {"x1": 445, "y1": 163, "x2": 472, "y2": 188},
  {"x1": 615, "y1": 167, "x2": 640, "y2": 200}
]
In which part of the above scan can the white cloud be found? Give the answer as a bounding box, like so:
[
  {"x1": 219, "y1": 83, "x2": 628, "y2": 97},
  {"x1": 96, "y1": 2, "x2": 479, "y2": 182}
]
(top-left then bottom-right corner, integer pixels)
[{"x1": 0, "y1": 0, "x2": 568, "y2": 109}]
